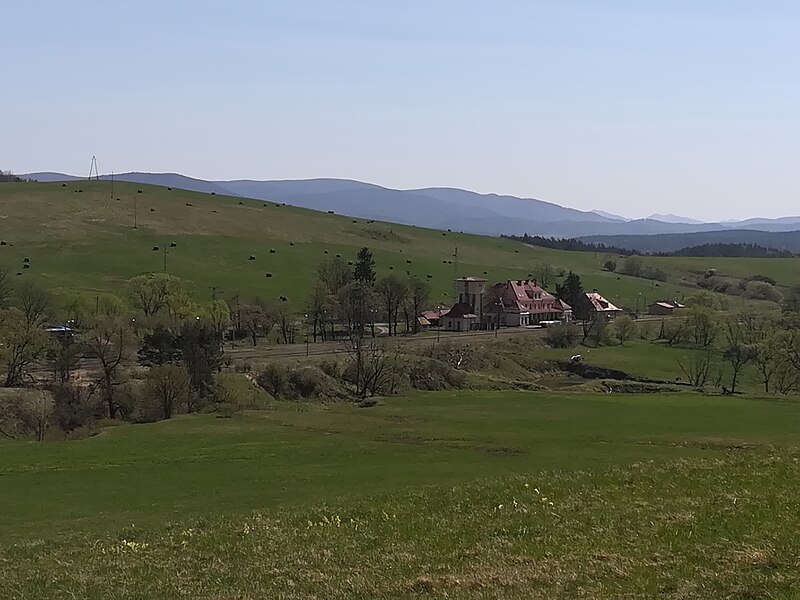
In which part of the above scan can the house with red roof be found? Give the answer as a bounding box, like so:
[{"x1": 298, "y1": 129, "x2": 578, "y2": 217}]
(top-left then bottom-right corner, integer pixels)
[
  {"x1": 585, "y1": 291, "x2": 623, "y2": 319},
  {"x1": 483, "y1": 279, "x2": 572, "y2": 327}
]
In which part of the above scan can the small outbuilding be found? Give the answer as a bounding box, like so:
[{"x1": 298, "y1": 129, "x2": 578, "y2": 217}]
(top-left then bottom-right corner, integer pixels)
[{"x1": 648, "y1": 300, "x2": 686, "y2": 316}]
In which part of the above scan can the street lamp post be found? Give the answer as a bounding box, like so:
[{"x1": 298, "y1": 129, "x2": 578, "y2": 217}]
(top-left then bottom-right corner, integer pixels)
[{"x1": 304, "y1": 313, "x2": 309, "y2": 356}]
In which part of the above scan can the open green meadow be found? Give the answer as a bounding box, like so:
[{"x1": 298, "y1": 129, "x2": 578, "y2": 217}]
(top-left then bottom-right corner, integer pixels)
[
  {"x1": 4, "y1": 390, "x2": 800, "y2": 597},
  {"x1": 0, "y1": 181, "x2": 792, "y2": 311}
]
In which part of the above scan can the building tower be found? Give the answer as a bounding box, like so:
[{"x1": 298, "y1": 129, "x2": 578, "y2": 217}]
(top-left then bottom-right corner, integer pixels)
[{"x1": 455, "y1": 277, "x2": 487, "y2": 323}]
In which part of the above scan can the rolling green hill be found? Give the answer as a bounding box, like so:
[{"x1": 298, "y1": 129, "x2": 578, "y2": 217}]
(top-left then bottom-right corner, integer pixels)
[{"x1": 0, "y1": 181, "x2": 793, "y2": 310}]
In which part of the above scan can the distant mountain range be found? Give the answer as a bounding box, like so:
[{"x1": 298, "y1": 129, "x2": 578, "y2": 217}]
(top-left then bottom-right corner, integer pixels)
[{"x1": 24, "y1": 171, "x2": 800, "y2": 239}]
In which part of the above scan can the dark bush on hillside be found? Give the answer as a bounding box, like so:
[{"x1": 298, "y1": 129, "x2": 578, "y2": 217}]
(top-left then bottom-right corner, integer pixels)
[
  {"x1": 49, "y1": 384, "x2": 92, "y2": 434},
  {"x1": 287, "y1": 367, "x2": 327, "y2": 398},
  {"x1": 319, "y1": 358, "x2": 342, "y2": 379},
  {"x1": 619, "y1": 256, "x2": 667, "y2": 282},
  {"x1": 641, "y1": 265, "x2": 667, "y2": 282},
  {"x1": 544, "y1": 323, "x2": 581, "y2": 348},
  {"x1": 603, "y1": 260, "x2": 617, "y2": 272},
  {"x1": 256, "y1": 363, "x2": 288, "y2": 397},
  {"x1": 404, "y1": 356, "x2": 466, "y2": 391},
  {"x1": 256, "y1": 364, "x2": 349, "y2": 401}
]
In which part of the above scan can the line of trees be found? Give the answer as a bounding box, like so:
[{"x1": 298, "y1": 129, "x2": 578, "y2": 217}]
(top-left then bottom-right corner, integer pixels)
[
  {"x1": 306, "y1": 247, "x2": 431, "y2": 342},
  {"x1": 503, "y1": 233, "x2": 794, "y2": 259},
  {"x1": 670, "y1": 310, "x2": 800, "y2": 394},
  {"x1": 0, "y1": 245, "x2": 438, "y2": 437}
]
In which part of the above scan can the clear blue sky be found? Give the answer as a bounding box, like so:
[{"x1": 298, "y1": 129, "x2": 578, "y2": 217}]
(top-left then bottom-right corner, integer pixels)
[{"x1": 4, "y1": 1, "x2": 799, "y2": 220}]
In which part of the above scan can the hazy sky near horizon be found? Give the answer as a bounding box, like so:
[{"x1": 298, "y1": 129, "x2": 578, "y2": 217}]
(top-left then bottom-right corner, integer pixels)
[{"x1": 4, "y1": 1, "x2": 799, "y2": 221}]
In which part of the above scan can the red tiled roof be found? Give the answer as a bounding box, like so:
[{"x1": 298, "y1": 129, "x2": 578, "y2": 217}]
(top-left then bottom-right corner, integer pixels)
[
  {"x1": 485, "y1": 280, "x2": 568, "y2": 315},
  {"x1": 586, "y1": 292, "x2": 622, "y2": 312},
  {"x1": 421, "y1": 310, "x2": 444, "y2": 320}
]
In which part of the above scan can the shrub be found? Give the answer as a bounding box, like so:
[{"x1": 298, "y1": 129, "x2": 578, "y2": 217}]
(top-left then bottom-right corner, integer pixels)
[
  {"x1": 214, "y1": 373, "x2": 272, "y2": 410},
  {"x1": 544, "y1": 323, "x2": 580, "y2": 348},
  {"x1": 287, "y1": 366, "x2": 327, "y2": 398},
  {"x1": 619, "y1": 256, "x2": 644, "y2": 277},
  {"x1": 746, "y1": 274, "x2": 777, "y2": 286},
  {"x1": 256, "y1": 363, "x2": 288, "y2": 397},
  {"x1": 0, "y1": 389, "x2": 55, "y2": 441},
  {"x1": 318, "y1": 358, "x2": 342, "y2": 379},
  {"x1": 404, "y1": 356, "x2": 465, "y2": 391},
  {"x1": 744, "y1": 281, "x2": 783, "y2": 303},
  {"x1": 257, "y1": 364, "x2": 348, "y2": 401},
  {"x1": 216, "y1": 403, "x2": 238, "y2": 418},
  {"x1": 603, "y1": 260, "x2": 617, "y2": 272}
]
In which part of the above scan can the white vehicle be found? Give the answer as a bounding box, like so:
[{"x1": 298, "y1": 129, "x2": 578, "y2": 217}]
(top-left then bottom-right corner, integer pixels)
[{"x1": 539, "y1": 320, "x2": 561, "y2": 328}]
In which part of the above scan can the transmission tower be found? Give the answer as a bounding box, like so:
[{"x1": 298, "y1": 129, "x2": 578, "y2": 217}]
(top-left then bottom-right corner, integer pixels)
[{"x1": 88, "y1": 156, "x2": 100, "y2": 180}]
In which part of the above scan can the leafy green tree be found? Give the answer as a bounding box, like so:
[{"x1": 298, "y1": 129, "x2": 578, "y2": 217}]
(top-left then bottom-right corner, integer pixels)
[
  {"x1": 0, "y1": 309, "x2": 51, "y2": 387},
  {"x1": 178, "y1": 321, "x2": 224, "y2": 410},
  {"x1": 354, "y1": 247, "x2": 376, "y2": 285},
  {"x1": 127, "y1": 273, "x2": 189, "y2": 317},
  {"x1": 556, "y1": 272, "x2": 591, "y2": 320},
  {"x1": 612, "y1": 315, "x2": 637, "y2": 346},
  {"x1": 138, "y1": 325, "x2": 182, "y2": 366},
  {"x1": 205, "y1": 299, "x2": 231, "y2": 341}
]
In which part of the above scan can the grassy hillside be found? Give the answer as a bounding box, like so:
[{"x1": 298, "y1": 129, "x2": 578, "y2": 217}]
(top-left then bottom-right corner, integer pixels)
[
  {"x1": 3, "y1": 391, "x2": 800, "y2": 597},
  {"x1": 0, "y1": 181, "x2": 788, "y2": 311}
]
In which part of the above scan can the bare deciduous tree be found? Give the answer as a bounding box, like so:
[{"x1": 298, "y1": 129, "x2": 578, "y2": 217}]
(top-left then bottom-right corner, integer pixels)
[
  {"x1": 82, "y1": 318, "x2": 135, "y2": 419},
  {"x1": 376, "y1": 274, "x2": 407, "y2": 336},
  {"x1": 677, "y1": 349, "x2": 715, "y2": 389},
  {"x1": 16, "y1": 281, "x2": 52, "y2": 326},
  {"x1": 145, "y1": 364, "x2": 189, "y2": 420},
  {"x1": 240, "y1": 304, "x2": 270, "y2": 346}
]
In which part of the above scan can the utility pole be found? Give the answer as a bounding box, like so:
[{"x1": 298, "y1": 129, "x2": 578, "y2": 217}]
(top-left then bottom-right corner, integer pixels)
[
  {"x1": 134, "y1": 195, "x2": 138, "y2": 229},
  {"x1": 453, "y1": 246, "x2": 459, "y2": 299}
]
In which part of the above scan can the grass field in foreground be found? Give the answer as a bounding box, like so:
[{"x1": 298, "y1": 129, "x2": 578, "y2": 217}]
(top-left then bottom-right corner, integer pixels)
[
  {"x1": 3, "y1": 390, "x2": 800, "y2": 597},
  {"x1": 0, "y1": 181, "x2": 787, "y2": 311}
]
